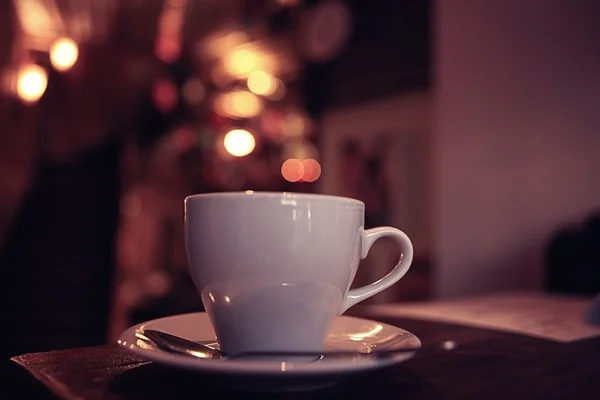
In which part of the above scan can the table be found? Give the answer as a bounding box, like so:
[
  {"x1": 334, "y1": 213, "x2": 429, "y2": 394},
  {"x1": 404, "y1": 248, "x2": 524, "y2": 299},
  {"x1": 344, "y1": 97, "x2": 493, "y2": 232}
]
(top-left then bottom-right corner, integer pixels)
[{"x1": 3, "y1": 306, "x2": 600, "y2": 399}]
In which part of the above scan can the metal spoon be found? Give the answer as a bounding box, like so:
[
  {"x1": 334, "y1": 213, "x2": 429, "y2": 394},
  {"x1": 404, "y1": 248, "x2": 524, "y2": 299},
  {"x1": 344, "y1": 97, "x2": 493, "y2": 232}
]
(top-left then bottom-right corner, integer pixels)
[{"x1": 139, "y1": 329, "x2": 457, "y2": 360}]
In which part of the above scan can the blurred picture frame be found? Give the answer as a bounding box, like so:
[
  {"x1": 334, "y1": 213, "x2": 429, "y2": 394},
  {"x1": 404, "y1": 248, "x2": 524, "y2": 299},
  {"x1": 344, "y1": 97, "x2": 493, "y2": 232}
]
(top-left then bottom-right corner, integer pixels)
[{"x1": 317, "y1": 90, "x2": 432, "y2": 301}]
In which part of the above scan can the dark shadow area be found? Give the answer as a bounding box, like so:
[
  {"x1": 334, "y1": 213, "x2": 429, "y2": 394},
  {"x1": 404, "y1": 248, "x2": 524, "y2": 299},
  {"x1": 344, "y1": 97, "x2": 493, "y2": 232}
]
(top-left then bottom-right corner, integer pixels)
[
  {"x1": 108, "y1": 362, "x2": 432, "y2": 400},
  {"x1": 545, "y1": 210, "x2": 600, "y2": 295}
]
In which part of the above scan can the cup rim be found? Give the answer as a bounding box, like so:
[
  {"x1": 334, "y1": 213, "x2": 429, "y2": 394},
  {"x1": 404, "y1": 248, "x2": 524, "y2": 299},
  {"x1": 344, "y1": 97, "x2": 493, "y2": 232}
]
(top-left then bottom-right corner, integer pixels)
[{"x1": 184, "y1": 191, "x2": 364, "y2": 207}]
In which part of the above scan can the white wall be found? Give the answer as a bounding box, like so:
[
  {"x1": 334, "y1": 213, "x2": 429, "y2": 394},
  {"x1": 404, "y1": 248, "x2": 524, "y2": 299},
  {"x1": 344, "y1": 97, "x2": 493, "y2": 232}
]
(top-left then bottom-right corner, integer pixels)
[{"x1": 434, "y1": 0, "x2": 600, "y2": 297}]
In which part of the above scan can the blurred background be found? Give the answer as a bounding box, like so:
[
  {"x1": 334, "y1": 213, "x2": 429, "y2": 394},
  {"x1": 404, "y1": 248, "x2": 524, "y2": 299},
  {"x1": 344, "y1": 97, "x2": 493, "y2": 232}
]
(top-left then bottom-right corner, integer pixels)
[{"x1": 0, "y1": 0, "x2": 599, "y2": 359}]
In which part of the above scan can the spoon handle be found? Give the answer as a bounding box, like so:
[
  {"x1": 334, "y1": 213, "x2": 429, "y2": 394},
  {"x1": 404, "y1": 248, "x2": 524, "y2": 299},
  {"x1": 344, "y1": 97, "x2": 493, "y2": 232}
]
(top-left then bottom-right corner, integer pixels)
[{"x1": 140, "y1": 329, "x2": 221, "y2": 359}]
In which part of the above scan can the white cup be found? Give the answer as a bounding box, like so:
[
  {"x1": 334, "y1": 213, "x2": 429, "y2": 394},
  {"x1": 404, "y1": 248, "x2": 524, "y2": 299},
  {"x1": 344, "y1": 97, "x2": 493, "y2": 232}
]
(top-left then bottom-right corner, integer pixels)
[{"x1": 184, "y1": 191, "x2": 413, "y2": 356}]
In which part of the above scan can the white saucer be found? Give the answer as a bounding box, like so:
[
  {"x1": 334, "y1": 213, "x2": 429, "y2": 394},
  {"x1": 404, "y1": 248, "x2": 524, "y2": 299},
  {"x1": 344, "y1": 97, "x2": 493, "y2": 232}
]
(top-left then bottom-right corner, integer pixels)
[{"x1": 119, "y1": 312, "x2": 420, "y2": 390}]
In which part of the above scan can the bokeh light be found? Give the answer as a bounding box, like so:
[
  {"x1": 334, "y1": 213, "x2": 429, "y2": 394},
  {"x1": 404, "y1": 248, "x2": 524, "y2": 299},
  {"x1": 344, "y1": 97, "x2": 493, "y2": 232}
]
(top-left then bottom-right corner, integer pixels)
[
  {"x1": 301, "y1": 159, "x2": 321, "y2": 182},
  {"x1": 50, "y1": 37, "x2": 79, "y2": 72},
  {"x1": 260, "y1": 109, "x2": 284, "y2": 141},
  {"x1": 202, "y1": 31, "x2": 248, "y2": 59},
  {"x1": 247, "y1": 71, "x2": 276, "y2": 96},
  {"x1": 282, "y1": 140, "x2": 318, "y2": 160},
  {"x1": 155, "y1": 36, "x2": 181, "y2": 64},
  {"x1": 223, "y1": 128, "x2": 256, "y2": 157},
  {"x1": 152, "y1": 79, "x2": 178, "y2": 112},
  {"x1": 224, "y1": 48, "x2": 259, "y2": 77},
  {"x1": 282, "y1": 112, "x2": 307, "y2": 138},
  {"x1": 16, "y1": 64, "x2": 48, "y2": 103},
  {"x1": 182, "y1": 78, "x2": 206, "y2": 105},
  {"x1": 214, "y1": 90, "x2": 262, "y2": 119},
  {"x1": 281, "y1": 158, "x2": 304, "y2": 182},
  {"x1": 266, "y1": 79, "x2": 286, "y2": 101},
  {"x1": 171, "y1": 127, "x2": 198, "y2": 154},
  {"x1": 281, "y1": 158, "x2": 321, "y2": 182}
]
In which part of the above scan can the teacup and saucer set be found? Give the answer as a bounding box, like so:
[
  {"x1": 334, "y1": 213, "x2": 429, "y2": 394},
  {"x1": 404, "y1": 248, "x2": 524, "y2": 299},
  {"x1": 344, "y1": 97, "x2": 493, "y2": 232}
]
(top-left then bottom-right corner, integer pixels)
[{"x1": 119, "y1": 192, "x2": 421, "y2": 390}]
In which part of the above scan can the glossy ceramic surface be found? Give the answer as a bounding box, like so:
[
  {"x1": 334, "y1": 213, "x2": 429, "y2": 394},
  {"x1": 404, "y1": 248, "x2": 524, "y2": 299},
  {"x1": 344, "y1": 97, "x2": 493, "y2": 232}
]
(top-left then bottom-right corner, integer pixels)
[
  {"x1": 118, "y1": 312, "x2": 421, "y2": 379},
  {"x1": 184, "y1": 191, "x2": 414, "y2": 355}
]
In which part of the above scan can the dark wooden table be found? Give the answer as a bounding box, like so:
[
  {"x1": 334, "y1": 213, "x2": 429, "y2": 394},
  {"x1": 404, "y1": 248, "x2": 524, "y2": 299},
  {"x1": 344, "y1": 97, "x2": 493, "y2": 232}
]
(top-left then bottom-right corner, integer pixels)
[{"x1": 3, "y1": 308, "x2": 600, "y2": 400}]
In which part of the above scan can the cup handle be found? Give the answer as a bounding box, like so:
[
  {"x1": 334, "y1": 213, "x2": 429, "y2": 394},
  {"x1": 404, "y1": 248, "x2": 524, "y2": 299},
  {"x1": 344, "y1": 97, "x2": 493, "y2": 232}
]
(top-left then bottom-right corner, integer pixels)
[{"x1": 339, "y1": 227, "x2": 414, "y2": 314}]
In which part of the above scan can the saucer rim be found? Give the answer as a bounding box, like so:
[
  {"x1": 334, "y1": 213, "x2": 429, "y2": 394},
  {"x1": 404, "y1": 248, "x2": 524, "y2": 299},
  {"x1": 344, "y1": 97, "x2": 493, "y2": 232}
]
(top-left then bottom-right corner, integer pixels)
[{"x1": 118, "y1": 312, "x2": 421, "y2": 377}]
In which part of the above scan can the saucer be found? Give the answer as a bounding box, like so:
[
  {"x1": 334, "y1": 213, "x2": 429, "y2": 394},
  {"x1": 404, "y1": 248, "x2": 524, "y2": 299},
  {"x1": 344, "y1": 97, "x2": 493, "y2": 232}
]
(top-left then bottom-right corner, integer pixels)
[{"x1": 118, "y1": 312, "x2": 420, "y2": 391}]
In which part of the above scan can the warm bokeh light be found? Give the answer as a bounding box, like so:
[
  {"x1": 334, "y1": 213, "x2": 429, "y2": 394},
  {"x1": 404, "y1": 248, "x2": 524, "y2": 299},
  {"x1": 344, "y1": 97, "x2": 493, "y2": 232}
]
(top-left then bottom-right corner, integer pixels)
[
  {"x1": 281, "y1": 158, "x2": 321, "y2": 182},
  {"x1": 214, "y1": 90, "x2": 262, "y2": 119},
  {"x1": 282, "y1": 112, "x2": 307, "y2": 138},
  {"x1": 155, "y1": 36, "x2": 181, "y2": 64},
  {"x1": 182, "y1": 78, "x2": 206, "y2": 105},
  {"x1": 171, "y1": 127, "x2": 197, "y2": 154},
  {"x1": 247, "y1": 71, "x2": 276, "y2": 96},
  {"x1": 210, "y1": 66, "x2": 230, "y2": 88},
  {"x1": 223, "y1": 128, "x2": 256, "y2": 157},
  {"x1": 152, "y1": 79, "x2": 178, "y2": 112},
  {"x1": 202, "y1": 30, "x2": 248, "y2": 59},
  {"x1": 266, "y1": 78, "x2": 286, "y2": 101},
  {"x1": 261, "y1": 109, "x2": 284, "y2": 141},
  {"x1": 50, "y1": 37, "x2": 79, "y2": 72},
  {"x1": 282, "y1": 140, "x2": 318, "y2": 160},
  {"x1": 16, "y1": 64, "x2": 48, "y2": 103},
  {"x1": 281, "y1": 158, "x2": 304, "y2": 182},
  {"x1": 14, "y1": 0, "x2": 59, "y2": 42},
  {"x1": 224, "y1": 48, "x2": 259, "y2": 77},
  {"x1": 155, "y1": 0, "x2": 186, "y2": 63},
  {"x1": 301, "y1": 159, "x2": 321, "y2": 182}
]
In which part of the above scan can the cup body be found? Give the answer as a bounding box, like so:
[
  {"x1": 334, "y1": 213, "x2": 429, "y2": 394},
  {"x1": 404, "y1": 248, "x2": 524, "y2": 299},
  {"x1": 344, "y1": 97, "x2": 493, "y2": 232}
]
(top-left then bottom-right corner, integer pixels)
[{"x1": 184, "y1": 191, "x2": 365, "y2": 354}]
